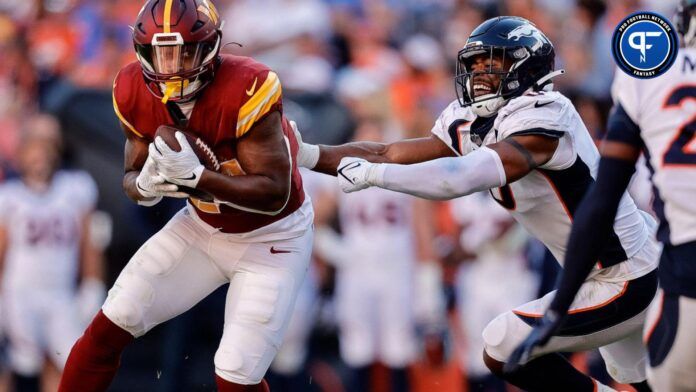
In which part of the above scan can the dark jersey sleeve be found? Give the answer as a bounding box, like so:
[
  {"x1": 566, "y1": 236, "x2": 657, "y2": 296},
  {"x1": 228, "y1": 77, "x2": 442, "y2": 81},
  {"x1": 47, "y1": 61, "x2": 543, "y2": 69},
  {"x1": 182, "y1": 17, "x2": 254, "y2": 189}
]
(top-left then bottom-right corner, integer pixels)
[{"x1": 604, "y1": 103, "x2": 644, "y2": 148}]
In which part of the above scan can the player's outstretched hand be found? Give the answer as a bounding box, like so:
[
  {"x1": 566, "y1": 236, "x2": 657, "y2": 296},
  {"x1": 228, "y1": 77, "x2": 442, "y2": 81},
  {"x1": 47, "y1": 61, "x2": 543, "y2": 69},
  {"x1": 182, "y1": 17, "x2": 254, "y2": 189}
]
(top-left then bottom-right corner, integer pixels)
[
  {"x1": 151, "y1": 132, "x2": 205, "y2": 188},
  {"x1": 337, "y1": 157, "x2": 381, "y2": 193},
  {"x1": 136, "y1": 156, "x2": 189, "y2": 205},
  {"x1": 504, "y1": 309, "x2": 564, "y2": 374}
]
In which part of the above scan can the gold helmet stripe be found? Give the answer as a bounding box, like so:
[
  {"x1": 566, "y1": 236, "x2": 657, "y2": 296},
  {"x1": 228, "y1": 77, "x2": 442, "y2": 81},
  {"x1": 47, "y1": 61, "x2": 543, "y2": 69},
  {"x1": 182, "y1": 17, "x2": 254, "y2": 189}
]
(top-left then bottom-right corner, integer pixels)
[{"x1": 163, "y1": 0, "x2": 174, "y2": 33}]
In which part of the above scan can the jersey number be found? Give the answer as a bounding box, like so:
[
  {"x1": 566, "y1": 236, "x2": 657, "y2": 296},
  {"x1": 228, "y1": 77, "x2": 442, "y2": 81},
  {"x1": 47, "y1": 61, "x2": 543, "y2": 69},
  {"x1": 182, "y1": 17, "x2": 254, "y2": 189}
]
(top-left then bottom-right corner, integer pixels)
[{"x1": 663, "y1": 85, "x2": 696, "y2": 166}]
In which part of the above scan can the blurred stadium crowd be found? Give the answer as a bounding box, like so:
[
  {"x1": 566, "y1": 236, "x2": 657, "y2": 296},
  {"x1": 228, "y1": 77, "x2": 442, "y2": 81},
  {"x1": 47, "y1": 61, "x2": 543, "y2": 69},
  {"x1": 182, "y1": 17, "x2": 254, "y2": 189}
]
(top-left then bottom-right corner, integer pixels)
[{"x1": 0, "y1": 0, "x2": 681, "y2": 391}]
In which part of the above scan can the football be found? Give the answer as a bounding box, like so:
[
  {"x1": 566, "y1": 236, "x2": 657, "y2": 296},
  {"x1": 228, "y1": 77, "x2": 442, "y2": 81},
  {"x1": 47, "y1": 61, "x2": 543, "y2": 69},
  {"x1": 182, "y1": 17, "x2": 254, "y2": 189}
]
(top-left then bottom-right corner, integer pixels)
[{"x1": 154, "y1": 125, "x2": 219, "y2": 201}]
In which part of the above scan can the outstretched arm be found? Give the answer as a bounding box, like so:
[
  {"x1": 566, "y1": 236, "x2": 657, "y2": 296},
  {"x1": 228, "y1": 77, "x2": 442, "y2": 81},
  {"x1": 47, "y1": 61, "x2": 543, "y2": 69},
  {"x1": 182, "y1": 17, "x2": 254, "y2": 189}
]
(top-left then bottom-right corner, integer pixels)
[
  {"x1": 337, "y1": 134, "x2": 558, "y2": 199},
  {"x1": 300, "y1": 133, "x2": 456, "y2": 176}
]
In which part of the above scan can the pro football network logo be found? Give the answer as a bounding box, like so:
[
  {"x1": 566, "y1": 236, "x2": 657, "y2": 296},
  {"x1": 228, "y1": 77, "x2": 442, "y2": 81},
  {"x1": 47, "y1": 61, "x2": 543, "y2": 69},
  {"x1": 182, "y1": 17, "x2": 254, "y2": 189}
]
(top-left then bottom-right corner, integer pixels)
[{"x1": 611, "y1": 12, "x2": 678, "y2": 78}]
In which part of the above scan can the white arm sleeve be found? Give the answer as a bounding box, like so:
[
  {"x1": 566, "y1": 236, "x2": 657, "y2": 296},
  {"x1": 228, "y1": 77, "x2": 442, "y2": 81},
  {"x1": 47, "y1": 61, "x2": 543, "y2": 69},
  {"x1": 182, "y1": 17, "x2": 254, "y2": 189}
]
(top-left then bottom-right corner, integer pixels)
[{"x1": 371, "y1": 146, "x2": 506, "y2": 200}]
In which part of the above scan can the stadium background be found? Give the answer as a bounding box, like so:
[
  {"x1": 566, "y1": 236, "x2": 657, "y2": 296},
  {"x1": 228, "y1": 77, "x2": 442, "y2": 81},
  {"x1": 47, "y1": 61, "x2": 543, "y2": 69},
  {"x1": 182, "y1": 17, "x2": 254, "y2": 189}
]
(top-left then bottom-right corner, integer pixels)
[{"x1": 0, "y1": 0, "x2": 679, "y2": 391}]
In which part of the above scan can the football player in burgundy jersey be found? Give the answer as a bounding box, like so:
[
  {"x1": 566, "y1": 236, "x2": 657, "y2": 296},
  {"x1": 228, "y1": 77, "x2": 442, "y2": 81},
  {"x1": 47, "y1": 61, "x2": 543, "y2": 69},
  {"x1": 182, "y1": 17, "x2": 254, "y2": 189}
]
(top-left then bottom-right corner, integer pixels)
[{"x1": 58, "y1": 1, "x2": 313, "y2": 391}]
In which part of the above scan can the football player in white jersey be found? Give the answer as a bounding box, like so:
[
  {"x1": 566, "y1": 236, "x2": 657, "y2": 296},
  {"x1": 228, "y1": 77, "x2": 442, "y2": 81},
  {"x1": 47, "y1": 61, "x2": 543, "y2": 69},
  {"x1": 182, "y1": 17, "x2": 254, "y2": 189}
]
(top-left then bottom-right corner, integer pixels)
[
  {"x1": 0, "y1": 115, "x2": 104, "y2": 392},
  {"x1": 508, "y1": 2, "x2": 696, "y2": 391},
  {"x1": 295, "y1": 16, "x2": 659, "y2": 391},
  {"x1": 312, "y1": 124, "x2": 441, "y2": 391}
]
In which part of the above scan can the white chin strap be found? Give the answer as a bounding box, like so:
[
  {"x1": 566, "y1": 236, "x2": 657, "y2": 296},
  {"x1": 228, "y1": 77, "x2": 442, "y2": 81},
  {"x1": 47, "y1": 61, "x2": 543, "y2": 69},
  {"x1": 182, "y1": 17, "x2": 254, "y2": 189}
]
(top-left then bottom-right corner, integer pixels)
[{"x1": 471, "y1": 94, "x2": 507, "y2": 117}]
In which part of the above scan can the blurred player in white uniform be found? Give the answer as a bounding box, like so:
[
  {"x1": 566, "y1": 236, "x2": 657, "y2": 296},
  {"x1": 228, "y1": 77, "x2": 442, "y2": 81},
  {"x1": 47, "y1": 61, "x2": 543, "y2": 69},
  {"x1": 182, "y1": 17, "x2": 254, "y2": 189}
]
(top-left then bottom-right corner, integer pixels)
[
  {"x1": 0, "y1": 115, "x2": 105, "y2": 392},
  {"x1": 451, "y1": 193, "x2": 537, "y2": 392},
  {"x1": 312, "y1": 124, "x2": 442, "y2": 392},
  {"x1": 511, "y1": 2, "x2": 696, "y2": 391},
  {"x1": 296, "y1": 16, "x2": 659, "y2": 391}
]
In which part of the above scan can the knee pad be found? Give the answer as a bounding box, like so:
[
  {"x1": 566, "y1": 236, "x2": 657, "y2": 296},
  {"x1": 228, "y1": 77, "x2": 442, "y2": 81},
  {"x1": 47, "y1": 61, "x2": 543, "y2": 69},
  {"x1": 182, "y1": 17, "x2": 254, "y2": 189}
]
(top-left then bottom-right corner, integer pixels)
[
  {"x1": 102, "y1": 271, "x2": 154, "y2": 336},
  {"x1": 214, "y1": 324, "x2": 276, "y2": 385},
  {"x1": 482, "y1": 312, "x2": 523, "y2": 363}
]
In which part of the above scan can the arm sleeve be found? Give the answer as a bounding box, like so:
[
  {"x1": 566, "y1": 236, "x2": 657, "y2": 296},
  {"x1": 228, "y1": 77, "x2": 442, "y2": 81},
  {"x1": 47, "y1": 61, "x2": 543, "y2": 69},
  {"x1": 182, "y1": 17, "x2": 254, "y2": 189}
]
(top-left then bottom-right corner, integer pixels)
[
  {"x1": 372, "y1": 146, "x2": 506, "y2": 200},
  {"x1": 548, "y1": 157, "x2": 636, "y2": 314},
  {"x1": 604, "y1": 103, "x2": 644, "y2": 148}
]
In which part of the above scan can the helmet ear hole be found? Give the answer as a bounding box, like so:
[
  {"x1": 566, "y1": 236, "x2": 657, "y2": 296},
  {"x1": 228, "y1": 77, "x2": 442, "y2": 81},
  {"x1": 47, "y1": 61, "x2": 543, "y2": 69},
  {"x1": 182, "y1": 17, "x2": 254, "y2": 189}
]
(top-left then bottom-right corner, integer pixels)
[{"x1": 191, "y1": 20, "x2": 205, "y2": 33}]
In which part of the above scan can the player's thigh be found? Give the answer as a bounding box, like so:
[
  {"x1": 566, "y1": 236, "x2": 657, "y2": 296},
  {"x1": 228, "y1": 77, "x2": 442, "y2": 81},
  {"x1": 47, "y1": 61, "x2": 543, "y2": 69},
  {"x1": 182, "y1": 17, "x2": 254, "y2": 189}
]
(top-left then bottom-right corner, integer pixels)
[
  {"x1": 483, "y1": 272, "x2": 655, "y2": 362},
  {"x1": 271, "y1": 268, "x2": 318, "y2": 375},
  {"x1": 3, "y1": 293, "x2": 43, "y2": 375},
  {"x1": 44, "y1": 295, "x2": 82, "y2": 370},
  {"x1": 102, "y1": 210, "x2": 227, "y2": 337},
  {"x1": 378, "y1": 275, "x2": 416, "y2": 367},
  {"x1": 644, "y1": 292, "x2": 696, "y2": 391},
  {"x1": 213, "y1": 230, "x2": 313, "y2": 384},
  {"x1": 598, "y1": 326, "x2": 647, "y2": 384}
]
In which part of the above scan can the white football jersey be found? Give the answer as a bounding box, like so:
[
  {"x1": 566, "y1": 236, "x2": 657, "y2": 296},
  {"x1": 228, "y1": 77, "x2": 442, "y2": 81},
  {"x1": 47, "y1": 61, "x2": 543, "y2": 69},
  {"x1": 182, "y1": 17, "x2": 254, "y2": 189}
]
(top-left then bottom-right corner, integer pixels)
[
  {"x1": 0, "y1": 171, "x2": 97, "y2": 292},
  {"x1": 431, "y1": 91, "x2": 657, "y2": 281},
  {"x1": 611, "y1": 48, "x2": 696, "y2": 246},
  {"x1": 338, "y1": 187, "x2": 416, "y2": 272}
]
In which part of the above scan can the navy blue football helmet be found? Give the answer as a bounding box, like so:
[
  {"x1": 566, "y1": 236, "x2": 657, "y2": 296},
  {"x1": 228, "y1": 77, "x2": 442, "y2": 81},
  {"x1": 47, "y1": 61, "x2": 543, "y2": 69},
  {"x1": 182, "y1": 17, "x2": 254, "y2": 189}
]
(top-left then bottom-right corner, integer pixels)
[
  {"x1": 455, "y1": 16, "x2": 564, "y2": 117},
  {"x1": 677, "y1": 0, "x2": 696, "y2": 47}
]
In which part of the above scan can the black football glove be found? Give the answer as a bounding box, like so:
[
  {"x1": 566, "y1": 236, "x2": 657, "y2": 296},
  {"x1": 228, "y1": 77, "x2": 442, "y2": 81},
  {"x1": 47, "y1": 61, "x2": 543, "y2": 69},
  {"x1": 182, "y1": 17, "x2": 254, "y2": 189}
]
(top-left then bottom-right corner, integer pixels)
[{"x1": 503, "y1": 309, "x2": 564, "y2": 374}]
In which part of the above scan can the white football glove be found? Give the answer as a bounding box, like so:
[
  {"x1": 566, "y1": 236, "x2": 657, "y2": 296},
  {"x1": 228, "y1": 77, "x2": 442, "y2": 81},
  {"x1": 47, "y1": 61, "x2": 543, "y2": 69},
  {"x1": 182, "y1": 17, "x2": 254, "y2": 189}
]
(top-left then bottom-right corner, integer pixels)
[
  {"x1": 337, "y1": 157, "x2": 384, "y2": 193},
  {"x1": 135, "y1": 156, "x2": 188, "y2": 206},
  {"x1": 291, "y1": 120, "x2": 319, "y2": 169},
  {"x1": 150, "y1": 132, "x2": 205, "y2": 189}
]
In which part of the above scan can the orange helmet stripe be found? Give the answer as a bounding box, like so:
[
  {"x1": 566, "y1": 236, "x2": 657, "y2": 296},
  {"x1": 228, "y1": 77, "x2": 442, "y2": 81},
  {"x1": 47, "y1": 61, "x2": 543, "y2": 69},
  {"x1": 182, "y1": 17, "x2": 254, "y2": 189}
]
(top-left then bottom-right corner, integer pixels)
[{"x1": 163, "y1": 0, "x2": 174, "y2": 33}]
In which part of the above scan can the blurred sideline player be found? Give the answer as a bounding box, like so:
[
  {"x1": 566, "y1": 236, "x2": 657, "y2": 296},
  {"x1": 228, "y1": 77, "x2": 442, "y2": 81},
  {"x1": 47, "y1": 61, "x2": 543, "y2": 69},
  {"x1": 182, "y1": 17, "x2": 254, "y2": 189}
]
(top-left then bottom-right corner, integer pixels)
[
  {"x1": 58, "y1": 1, "x2": 313, "y2": 391},
  {"x1": 509, "y1": 2, "x2": 696, "y2": 391},
  {"x1": 0, "y1": 114, "x2": 105, "y2": 392},
  {"x1": 295, "y1": 16, "x2": 658, "y2": 391},
  {"x1": 312, "y1": 122, "x2": 444, "y2": 392},
  {"x1": 450, "y1": 193, "x2": 537, "y2": 392}
]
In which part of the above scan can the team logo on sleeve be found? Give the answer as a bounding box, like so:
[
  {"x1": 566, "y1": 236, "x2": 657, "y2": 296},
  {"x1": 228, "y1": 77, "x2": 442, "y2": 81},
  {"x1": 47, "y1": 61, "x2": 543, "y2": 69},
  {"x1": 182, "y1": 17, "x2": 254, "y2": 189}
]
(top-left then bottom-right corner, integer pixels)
[{"x1": 612, "y1": 12, "x2": 678, "y2": 79}]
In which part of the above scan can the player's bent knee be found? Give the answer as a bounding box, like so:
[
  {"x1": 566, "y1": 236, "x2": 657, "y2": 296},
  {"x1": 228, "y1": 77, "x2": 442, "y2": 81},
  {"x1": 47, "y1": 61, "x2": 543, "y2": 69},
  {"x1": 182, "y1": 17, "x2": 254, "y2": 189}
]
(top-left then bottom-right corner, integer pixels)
[
  {"x1": 102, "y1": 285, "x2": 152, "y2": 336},
  {"x1": 102, "y1": 297, "x2": 144, "y2": 336},
  {"x1": 482, "y1": 312, "x2": 518, "y2": 362},
  {"x1": 214, "y1": 322, "x2": 279, "y2": 384},
  {"x1": 214, "y1": 345, "x2": 266, "y2": 385},
  {"x1": 483, "y1": 349, "x2": 505, "y2": 376}
]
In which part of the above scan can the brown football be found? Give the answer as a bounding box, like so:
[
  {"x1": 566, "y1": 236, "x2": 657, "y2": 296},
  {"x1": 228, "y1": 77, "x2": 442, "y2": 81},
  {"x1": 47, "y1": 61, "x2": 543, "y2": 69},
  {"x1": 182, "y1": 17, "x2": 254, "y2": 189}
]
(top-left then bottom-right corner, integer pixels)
[{"x1": 154, "y1": 125, "x2": 219, "y2": 201}]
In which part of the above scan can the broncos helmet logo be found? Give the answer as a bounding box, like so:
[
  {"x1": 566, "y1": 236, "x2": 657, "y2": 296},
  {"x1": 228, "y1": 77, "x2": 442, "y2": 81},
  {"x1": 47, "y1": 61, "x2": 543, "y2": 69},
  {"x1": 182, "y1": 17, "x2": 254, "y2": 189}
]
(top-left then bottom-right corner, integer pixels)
[{"x1": 507, "y1": 24, "x2": 549, "y2": 45}]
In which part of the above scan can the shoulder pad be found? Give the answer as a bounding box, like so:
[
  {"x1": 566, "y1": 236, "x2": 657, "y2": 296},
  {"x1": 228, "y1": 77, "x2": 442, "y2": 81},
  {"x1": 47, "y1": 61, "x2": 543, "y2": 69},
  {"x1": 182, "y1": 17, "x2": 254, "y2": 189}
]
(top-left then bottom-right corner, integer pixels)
[
  {"x1": 430, "y1": 100, "x2": 476, "y2": 155},
  {"x1": 495, "y1": 91, "x2": 572, "y2": 140},
  {"x1": 219, "y1": 55, "x2": 283, "y2": 139}
]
